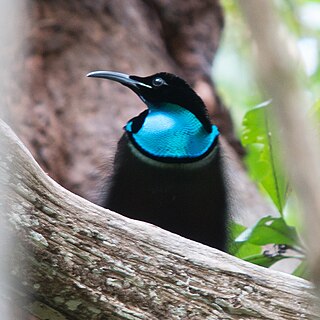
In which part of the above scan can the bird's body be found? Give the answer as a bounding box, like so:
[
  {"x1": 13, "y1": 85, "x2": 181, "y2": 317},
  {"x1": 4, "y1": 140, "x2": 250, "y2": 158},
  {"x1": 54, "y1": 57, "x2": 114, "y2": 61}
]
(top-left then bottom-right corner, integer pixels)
[
  {"x1": 103, "y1": 134, "x2": 227, "y2": 250},
  {"x1": 87, "y1": 71, "x2": 228, "y2": 251}
]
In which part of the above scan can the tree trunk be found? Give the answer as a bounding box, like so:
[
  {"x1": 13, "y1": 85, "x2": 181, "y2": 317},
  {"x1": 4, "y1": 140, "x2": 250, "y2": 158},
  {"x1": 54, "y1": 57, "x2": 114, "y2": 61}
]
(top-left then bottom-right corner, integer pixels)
[{"x1": 1, "y1": 120, "x2": 319, "y2": 319}]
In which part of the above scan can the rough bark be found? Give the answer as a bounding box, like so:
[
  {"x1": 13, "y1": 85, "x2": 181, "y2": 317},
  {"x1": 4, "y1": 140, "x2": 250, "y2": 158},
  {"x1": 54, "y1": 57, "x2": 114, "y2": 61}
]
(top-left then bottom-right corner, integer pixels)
[{"x1": 1, "y1": 122, "x2": 319, "y2": 319}]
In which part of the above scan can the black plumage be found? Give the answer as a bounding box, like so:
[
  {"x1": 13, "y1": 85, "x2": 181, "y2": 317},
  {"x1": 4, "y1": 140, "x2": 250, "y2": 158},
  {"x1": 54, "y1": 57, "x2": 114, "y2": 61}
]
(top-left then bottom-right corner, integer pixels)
[{"x1": 87, "y1": 71, "x2": 228, "y2": 251}]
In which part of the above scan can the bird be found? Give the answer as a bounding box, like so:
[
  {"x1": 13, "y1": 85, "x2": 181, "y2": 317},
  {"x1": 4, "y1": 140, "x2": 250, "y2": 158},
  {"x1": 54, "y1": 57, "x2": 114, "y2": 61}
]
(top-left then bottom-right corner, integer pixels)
[{"x1": 87, "y1": 71, "x2": 228, "y2": 251}]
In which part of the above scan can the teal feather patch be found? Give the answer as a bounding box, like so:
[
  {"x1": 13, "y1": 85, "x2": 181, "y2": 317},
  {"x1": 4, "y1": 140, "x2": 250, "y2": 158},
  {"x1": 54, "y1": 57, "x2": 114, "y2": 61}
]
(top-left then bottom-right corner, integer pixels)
[{"x1": 125, "y1": 103, "x2": 219, "y2": 160}]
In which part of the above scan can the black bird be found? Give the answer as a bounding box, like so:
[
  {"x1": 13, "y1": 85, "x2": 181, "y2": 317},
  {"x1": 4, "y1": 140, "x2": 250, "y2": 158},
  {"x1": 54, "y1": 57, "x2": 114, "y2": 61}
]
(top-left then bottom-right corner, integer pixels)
[{"x1": 87, "y1": 71, "x2": 228, "y2": 251}]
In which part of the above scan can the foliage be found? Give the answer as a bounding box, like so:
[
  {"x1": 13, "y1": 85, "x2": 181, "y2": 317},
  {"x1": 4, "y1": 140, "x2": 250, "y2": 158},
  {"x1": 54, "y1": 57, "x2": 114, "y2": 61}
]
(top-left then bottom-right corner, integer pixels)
[
  {"x1": 241, "y1": 103, "x2": 288, "y2": 213},
  {"x1": 218, "y1": 0, "x2": 320, "y2": 278},
  {"x1": 228, "y1": 104, "x2": 307, "y2": 273},
  {"x1": 229, "y1": 98, "x2": 320, "y2": 276}
]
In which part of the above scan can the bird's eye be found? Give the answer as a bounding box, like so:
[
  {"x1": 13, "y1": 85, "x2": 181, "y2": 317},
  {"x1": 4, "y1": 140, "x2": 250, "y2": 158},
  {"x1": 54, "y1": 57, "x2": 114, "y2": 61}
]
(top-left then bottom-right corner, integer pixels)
[{"x1": 152, "y1": 77, "x2": 165, "y2": 87}]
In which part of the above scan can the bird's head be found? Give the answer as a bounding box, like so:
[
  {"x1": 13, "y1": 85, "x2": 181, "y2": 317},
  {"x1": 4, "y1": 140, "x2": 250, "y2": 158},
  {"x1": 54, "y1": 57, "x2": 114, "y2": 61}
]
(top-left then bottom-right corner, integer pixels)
[
  {"x1": 87, "y1": 71, "x2": 213, "y2": 132},
  {"x1": 87, "y1": 71, "x2": 219, "y2": 162}
]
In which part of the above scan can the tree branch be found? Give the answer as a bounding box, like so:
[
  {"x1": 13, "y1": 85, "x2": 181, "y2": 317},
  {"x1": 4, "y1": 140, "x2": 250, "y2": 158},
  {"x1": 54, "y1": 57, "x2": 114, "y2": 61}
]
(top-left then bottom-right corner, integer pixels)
[{"x1": 0, "y1": 118, "x2": 319, "y2": 319}]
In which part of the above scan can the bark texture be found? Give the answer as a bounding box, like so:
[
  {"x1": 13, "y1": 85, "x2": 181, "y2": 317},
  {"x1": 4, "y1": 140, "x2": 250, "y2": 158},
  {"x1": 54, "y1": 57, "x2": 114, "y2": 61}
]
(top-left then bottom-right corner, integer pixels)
[{"x1": 1, "y1": 120, "x2": 319, "y2": 319}]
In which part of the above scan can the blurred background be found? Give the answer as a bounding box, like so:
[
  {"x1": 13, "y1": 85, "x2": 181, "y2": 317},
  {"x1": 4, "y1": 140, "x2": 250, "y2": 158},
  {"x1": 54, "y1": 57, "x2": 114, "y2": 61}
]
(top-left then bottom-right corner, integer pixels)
[{"x1": 215, "y1": 0, "x2": 320, "y2": 132}]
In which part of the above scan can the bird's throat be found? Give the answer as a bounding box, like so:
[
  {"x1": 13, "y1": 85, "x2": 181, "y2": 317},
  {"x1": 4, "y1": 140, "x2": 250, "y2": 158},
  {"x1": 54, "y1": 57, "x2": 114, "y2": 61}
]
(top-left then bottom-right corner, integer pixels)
[{"x1": 125, "y1": 104, "x2": 219, "y2": 162}]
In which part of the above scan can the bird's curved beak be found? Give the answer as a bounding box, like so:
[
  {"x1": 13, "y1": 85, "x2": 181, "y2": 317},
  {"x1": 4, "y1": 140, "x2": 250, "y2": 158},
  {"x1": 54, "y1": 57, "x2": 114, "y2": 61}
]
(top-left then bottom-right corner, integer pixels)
[{"x1": 86, "y1": 71, "x2": 152, "y2": 90}]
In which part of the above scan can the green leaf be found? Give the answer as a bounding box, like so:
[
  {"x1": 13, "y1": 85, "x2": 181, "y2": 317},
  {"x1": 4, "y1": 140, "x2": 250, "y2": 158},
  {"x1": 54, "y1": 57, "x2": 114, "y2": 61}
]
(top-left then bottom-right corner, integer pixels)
[
  {"x1": 241, "y1": 104, "x2": 288, "y2": 214},
  {"x1": 233, "y1": 242, "x2": 262, "y2": 259},
  {"x1": 235, "y1": 216, "x2": 298, "y2": 246},
  {"x1": 244, "y1": 253, "x2": 290, "y2": 268},
  {"x1": 283, "y1": 193, "x2": 303, "y2": 231},
  {"x1": 228, "y1": 223, "x2": 261, "y2": 258}
]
